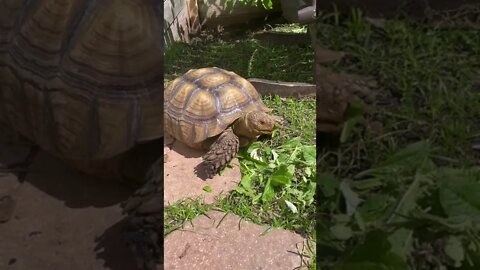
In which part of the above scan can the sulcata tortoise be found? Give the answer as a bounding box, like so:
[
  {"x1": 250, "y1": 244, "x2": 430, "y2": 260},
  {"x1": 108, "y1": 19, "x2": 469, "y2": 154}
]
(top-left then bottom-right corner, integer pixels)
[
  {"x1": 0, "y1": 0, "x2": 164, "y2": 269},
  {"x1": 0, "y1": 0, "x2": 163, "y2": 179},
  {"x1": 164, "y1": 67, "x2": 282, "y2": 178}
]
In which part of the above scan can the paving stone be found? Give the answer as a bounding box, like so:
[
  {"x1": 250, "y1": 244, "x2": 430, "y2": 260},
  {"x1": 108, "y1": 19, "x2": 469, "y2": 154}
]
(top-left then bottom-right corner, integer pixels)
[
  {"x1": 164, "y1": 210, "x2": 311, "y2": 270},
  {"x1": 164, "y1": 134, "x2": 241, "y2": 205}
]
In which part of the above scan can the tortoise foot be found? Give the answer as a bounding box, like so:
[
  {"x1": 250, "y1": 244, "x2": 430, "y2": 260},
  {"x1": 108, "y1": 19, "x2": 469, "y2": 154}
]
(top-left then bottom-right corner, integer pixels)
[
  {"x1": 202, "y1": 128, "x2": 239, "y2": 179},
  {"x1": 122, "y1": 157, "x2": 163, "y2": 270}
]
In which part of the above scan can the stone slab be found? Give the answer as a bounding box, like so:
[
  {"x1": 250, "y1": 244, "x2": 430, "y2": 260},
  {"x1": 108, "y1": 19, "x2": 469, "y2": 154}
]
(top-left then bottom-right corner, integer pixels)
[
  {"x1": 164, "y1": 134, "x2": 241, "y2": 206},
  {"x1": 164, "y1": 210, "x2": 311, "y2": 270}
]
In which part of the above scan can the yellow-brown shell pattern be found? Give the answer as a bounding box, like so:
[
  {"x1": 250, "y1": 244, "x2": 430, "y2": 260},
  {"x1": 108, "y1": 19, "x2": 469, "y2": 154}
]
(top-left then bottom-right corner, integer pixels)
[
  {"x1": 0, "y1": 0, "x2": 163, "y2": 160},
  {"x1": 165, "y1": 67, "x2": 270, "y2": 148}
]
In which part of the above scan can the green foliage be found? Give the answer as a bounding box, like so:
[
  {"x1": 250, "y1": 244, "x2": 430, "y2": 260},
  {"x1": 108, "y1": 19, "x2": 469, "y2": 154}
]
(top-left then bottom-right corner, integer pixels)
[
  {"x1": 317, "y1": 6, "x2": 480, "y2": 269},
  {"x1": 236, "y1": 137, "x2": 316, "y2": 208},
  {"x1": 319, "y1": 139, "x2": 480, "y2": 269}
]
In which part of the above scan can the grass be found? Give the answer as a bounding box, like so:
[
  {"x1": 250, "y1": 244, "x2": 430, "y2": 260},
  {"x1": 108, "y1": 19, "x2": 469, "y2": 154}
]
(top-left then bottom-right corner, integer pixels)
[
  {"x1": 268, "y1": 23, "x2": 309, "y2": 33},
  {"x1": 316, "y1": 7, "x2": 480, "y2": 270},
  {"x1": 164, "y1": 24, "x2": 316, "y2": 268}
]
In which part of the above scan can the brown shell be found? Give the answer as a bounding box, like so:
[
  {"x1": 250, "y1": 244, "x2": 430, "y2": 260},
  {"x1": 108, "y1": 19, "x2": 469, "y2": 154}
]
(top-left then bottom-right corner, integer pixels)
[
  {"x1": 164, "y1": 67, "x2": 271, "y2": 148},
  {"x1": 0, "y1": 0, "x2": 163, "y2": 160}
]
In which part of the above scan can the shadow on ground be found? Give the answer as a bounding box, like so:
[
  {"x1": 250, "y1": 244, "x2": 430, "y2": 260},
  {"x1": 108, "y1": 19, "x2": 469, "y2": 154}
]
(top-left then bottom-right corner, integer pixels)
[
  {"x1": 95, "y1": 218, "x2": 141, "y2": 270},
  {"x1": 0, "y1": 129, "x2": 143, "y2": 269}
]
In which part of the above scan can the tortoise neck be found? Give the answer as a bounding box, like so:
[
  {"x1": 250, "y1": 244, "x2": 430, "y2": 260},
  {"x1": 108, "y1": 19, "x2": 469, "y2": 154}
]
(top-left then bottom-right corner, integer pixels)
[{"x1": 233, "y1": 113, "x2": 256, "y2": 139}]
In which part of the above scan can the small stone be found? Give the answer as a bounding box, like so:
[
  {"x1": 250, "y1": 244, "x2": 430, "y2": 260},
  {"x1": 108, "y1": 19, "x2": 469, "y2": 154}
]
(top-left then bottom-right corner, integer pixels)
[{"x1": 8, "y1": 258, "x2": 17, "y2": 265}]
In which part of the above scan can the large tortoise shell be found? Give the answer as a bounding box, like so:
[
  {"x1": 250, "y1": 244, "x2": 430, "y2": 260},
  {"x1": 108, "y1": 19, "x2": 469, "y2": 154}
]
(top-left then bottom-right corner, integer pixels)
[
  {"x1": 164, "y1": 67, "x2": 271, "y2": 148},
  {"x1": 0, "y1": 0, "x2": 163, "y2": 160}
]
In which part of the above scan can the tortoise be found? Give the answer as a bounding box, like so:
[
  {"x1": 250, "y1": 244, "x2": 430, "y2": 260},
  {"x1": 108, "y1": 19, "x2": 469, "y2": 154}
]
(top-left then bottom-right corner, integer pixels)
[
  {"x1": 0, "y1": 0, "x2": 163, "y2": 268},
  {"x1": 0, "y1": 0, "x2": 164, "y2": 179},
  {"x1": 164, "y1": 67, "x2": 283, "y2": 178}
]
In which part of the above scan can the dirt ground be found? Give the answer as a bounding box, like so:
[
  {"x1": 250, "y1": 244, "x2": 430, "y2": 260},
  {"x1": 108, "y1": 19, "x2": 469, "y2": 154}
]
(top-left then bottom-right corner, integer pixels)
[{"x1": 0, "y1": 131, "x2": 140, "y2": 270}]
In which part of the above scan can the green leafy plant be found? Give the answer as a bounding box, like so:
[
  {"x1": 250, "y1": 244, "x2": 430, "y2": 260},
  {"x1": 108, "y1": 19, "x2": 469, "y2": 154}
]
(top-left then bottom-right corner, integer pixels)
[
  {"x1": 319, "y1": 140, "x2": 480, "y2": 269},
  {"x1": 236, "y1": 137, "x2": 316, "y2": 209}
]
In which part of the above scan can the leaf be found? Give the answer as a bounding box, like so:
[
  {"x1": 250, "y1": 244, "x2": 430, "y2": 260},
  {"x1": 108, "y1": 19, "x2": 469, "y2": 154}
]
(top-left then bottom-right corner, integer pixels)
[
  {"x1": 340, "y1": 101, "x2": 365, "y2": 143},
  {"x1": 344, "y1": 230, "x2": 391, "y2": 262},
  {"x1": 352, "y1": 177, "x2": 384, "y2": 191},
  {"x1": 203, "y1": 185, "x2": 212, "y2": 192},
  {"x1": 271, "y1": 149, "x2": 279, "y2": 161},
  {"x1": 271, "y1": 164, "x2": 293, "y2": 187},
  {"x1": 437, "y1": 168, "x2": 480, "y2": 223},
  {"x1": 318, "y1": 173, "x2": 339, "y2": 198},
  {"x1": 340, "y1": 116, "x2": 361, "y2": 143},
  {"x1": 344, "y1": 99, "x2": 366, "y2": 120},
  {"x1": 262, "y1": 179, "x2": 275, "y2": 202},
  {"x1": 356, "y1": 140, "x2": 430, "y2": 178},
  {"x1": 459, "y1": 246, "x2": 480, "y2": 269},
  {"x1": 226, "y1": 0, "x2": 235, "y2": 10},
  {"x1": 333, "y1": 214, "x2": 351, "y2": 224},
  {"x1": 358, "y1": 193, "x2": 391, "y2": 222},
  {"x1": 330, "y1": 224, "x2": 354, "y2": 240},
  {"x1": 335, "y1": 230, "x2": 409, "y2": 270},
  {"x1": 302, "y1": 181, "x2": 316, "y2": 206},
  {"x1": 252, "y1": 193, "x2": 262, "y2": 205},
  {"x1": 305, "y1": 167, "x2": 312, "y2": 177},
  {"x1": 250, "y1": 148, "x2": 262, "y2": 162},
  {"x1": 261, "y1": 0, "x2": 273, "y2": 9},
  {"x1": 302, "y1": 145, "x2": 316, "y2": 166},
  {"x1": 377, "y1": 140, "x2": 430, "y2": 169},
  {"x1": 444, "y1": 236, "x2": 465, "y2": 267},
  {"x1": 386, "y1": 171, "x2": 425, "y2": 259},
  {"x1": 388, "y1": 229, "x2": 414, "y2": 261},
  {"x1": 382, "y1": 168, "x2": 430, "y2": 259},
  {"x1": 235, "y1": 174, "x2": 254, "y2": 197},
  {"x1": 340, "y1": 180, "x2": 363, "y2": 216},
  {"x1": 285, "y1": 200, "x2": 298, "y2": 213}
]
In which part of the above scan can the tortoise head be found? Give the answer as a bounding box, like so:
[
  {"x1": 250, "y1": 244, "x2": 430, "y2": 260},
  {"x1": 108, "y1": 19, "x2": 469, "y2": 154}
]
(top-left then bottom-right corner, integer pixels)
[{"x1": 234, "y1": 110, "x2": 277, "y2": 138}]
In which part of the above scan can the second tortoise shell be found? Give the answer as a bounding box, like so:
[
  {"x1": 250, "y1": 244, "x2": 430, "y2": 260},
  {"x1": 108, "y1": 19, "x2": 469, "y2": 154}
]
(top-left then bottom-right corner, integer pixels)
[{"x1": 164, "y1": 67, "x2": 271, "y2": 149}]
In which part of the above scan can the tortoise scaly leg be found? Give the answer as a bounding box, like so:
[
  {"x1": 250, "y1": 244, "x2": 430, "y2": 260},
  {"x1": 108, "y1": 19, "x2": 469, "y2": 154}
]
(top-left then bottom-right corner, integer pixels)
[
  {"x1": 121, "y1": 157, "x2": 164, "y2": 270},
  {"x1": 202, "y1": 127, "x2": 239, "y2": 179}
]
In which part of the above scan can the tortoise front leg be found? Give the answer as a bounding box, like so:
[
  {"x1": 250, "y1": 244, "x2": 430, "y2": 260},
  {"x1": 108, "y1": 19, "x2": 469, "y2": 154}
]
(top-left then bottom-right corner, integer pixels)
[{"x1": 202, "y1": 127, "x2": 239, "y2": 179}]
